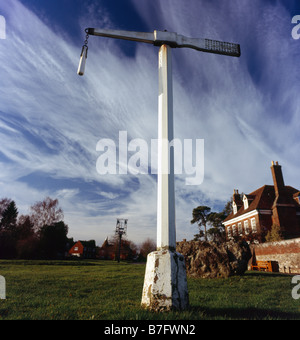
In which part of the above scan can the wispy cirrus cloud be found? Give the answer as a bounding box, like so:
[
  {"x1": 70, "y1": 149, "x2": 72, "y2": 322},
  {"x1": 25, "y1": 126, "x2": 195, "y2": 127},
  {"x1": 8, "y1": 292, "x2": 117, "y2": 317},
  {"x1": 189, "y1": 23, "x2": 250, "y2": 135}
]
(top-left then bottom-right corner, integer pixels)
[
  {"x1": 0, "y1": 0, "x2": 159, "y2": 241},
  {"x1": 133, "y1": 0, "x2": 300, "y2": 186},
  {"x1": 0, "y1": 0, "x2": 299, "y2": 244}
]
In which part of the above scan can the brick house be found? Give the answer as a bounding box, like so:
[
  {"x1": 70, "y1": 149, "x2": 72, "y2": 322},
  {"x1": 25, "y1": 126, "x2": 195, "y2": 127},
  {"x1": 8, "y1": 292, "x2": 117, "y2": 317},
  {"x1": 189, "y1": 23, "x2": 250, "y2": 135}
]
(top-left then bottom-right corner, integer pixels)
[
  {"x1": 223, "y1": 162, "x2": 300, "y2": 242},
  {"x1": 68, "y1": 240, "x2": 96, "y2": 259},
  {"x1": 97, "y1": 237, "x2": 115, "y2": 260},
  {"x1": 97, "y1": 237, "x2": 137, "y2": 260}
]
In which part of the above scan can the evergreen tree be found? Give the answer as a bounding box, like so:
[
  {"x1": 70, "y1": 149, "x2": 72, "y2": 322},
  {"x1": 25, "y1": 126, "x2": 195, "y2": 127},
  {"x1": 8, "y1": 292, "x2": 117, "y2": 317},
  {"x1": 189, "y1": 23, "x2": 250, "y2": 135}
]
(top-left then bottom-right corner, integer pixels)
[
  {"x1": 0, "y1": 201, "x2": 18, "y2": 231},
  {"x1": 39, "y1": 221, "x2": 69, "y2": 259},
  {"x1": 191, "y1": 206, "x2": 211, "y2": 241},
  {"x1": 0, "y1": 201, "x2": 18, "y2": 258},
  {"x1": 266, "y1": 224, "x2": 284, "y2": 242}
]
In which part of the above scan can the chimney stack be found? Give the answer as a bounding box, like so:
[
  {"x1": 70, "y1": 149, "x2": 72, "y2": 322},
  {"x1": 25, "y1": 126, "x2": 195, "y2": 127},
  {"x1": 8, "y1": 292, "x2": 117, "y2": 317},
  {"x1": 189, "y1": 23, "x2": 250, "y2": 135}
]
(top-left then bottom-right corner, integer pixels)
[
  {"x1": 233, "y1": 189, "x2": 242, "y2": 209},
  {"x1": 271, "y1": 161, "x2": 285, "y2": 197}
]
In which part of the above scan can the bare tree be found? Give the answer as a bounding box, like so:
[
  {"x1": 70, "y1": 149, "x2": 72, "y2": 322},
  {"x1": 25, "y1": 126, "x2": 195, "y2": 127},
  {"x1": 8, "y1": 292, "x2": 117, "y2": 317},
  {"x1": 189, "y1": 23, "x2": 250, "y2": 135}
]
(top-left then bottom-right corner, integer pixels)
[
  {"x1": 139, "y1": 238, "x2": 156, "y2": 259},
  {"x1": 30, "y1": 197, "x2": 64, "y2": 232}
]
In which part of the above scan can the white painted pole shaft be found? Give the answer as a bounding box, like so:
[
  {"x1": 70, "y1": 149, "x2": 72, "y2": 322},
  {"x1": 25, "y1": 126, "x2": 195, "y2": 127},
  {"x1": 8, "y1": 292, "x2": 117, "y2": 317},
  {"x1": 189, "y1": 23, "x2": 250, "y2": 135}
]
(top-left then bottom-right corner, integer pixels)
[{"x1": 157, "y1": 45, "x2": 176, "y2": 251}]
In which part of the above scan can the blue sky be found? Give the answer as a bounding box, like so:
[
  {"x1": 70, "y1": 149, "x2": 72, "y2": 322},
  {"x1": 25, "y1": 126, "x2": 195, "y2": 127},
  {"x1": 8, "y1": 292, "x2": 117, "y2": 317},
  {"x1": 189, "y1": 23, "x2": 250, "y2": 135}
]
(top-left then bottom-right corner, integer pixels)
[{"x1": 0, "y1": 0, "x2": 300, "y2": 246}]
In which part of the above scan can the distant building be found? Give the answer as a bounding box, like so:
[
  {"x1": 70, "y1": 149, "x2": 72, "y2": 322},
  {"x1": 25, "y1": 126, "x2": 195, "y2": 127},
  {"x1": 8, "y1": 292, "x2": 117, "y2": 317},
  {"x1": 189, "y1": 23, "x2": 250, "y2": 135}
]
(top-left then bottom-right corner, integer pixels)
[
  {"x1": 68, "y1": 240, "x2": 96, "y2": 259},
  {"x1": 98, "y1": 237, "x2": 115, "y2": 260},
  {"x1": 98, "y1": 237, "x2": 137, "y2": 261},
  {"x1": 223, "y1": 162, "x2": 300, "y2": 242}
]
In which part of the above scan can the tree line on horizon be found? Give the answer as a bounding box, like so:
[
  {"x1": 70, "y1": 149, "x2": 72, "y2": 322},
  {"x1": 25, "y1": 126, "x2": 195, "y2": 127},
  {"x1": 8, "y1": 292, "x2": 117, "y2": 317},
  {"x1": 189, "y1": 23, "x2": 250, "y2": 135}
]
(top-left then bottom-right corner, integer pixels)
[
  {"x1": 0, "y1": 193, "x2": 237, "y2": 260},
  {"x1": 1, "y1": 192, "x2": 278, "y2": 260},
  {"x1": 0, "y1": 196, "x2": 158, "y2": 261},
  {"x1": 0, "y1": 197, "x2": 69, "y2": 259}
]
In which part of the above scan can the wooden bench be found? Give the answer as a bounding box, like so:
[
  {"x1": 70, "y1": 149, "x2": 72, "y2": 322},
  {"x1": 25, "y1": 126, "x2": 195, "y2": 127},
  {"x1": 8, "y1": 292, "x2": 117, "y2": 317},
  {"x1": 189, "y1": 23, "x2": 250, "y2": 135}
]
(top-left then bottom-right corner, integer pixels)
[{"x1": 251, "y1": 261, "x2": 273, "y2": 272}]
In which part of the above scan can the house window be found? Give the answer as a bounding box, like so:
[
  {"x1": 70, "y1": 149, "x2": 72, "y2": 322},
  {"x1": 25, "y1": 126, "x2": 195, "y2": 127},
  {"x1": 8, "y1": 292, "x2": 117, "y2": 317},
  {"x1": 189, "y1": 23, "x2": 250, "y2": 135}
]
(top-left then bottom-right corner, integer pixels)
[
  {"x1": 244, "y1": 220, "x2": 249, "y2": 234},
  {"x1": 238, "y1": 222, "x2": 243, "y2": 235},
  {"x1": 74, "y1": 247, "x2": 78, "y2": 251},
  {"x1": 232, "y1": 224, "x2": 237, "y2": 236},
  {"x1": 251, "y1": 218, "x2": 257, "y2": 233},
  {"x1": 233, "y1": 202, "x2": 237, "y2": 215},
  {"x1": 227, "y1": 226, "x2": 232, "y2": 239},
  {"x1": 243, "y1": 195, "x2": 249, "y2": 210}
]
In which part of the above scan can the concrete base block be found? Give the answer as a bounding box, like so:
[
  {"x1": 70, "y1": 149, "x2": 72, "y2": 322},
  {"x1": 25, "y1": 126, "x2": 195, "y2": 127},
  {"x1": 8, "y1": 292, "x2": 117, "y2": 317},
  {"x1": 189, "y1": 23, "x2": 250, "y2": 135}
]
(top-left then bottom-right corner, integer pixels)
[{"x1": 141, "y1": 249, "x2": 189, "y2": 312}]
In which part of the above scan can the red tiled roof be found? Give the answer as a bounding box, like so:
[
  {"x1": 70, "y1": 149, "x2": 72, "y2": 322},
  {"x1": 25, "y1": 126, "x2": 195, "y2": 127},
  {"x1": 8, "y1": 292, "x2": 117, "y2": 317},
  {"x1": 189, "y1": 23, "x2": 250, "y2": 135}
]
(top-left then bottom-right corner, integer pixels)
[
  {"x1": 293, "y1": 191, "x2": 300, "y2": 198},
  {"x1": 224, "y1": 185, "x2": 300, "y2": 222}
]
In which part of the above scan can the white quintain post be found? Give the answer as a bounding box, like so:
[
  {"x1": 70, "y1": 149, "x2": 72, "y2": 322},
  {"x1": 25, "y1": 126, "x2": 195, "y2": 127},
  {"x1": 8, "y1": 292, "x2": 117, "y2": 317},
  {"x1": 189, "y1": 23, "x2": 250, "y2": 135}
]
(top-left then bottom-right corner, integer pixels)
[
  {"x1": 78, "y1": 28, "x2": 240, "y2": 311},
  {"x1": 141, "y1": 45, "x2": 189, "y2": 311},
  {"x1": 157, "y1": 45, "x2": 176, "y2": 251}
]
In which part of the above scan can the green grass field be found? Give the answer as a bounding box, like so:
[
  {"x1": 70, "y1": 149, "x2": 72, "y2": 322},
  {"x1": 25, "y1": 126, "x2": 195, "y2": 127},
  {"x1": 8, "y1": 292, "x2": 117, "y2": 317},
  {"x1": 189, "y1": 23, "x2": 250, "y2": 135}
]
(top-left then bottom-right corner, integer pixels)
[{"x1": 0, "y1": 260, "x2": 299, "y2": 320}]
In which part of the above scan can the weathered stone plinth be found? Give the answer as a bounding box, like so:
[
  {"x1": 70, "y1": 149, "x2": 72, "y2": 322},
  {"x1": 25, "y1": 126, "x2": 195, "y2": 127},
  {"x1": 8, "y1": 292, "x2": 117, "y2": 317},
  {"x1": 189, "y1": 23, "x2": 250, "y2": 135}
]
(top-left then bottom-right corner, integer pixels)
[
  {"x1": 141, "y1": 250, "x2": 189, "y2": 312},
  {"x1": 177, "y1": 239, "x2": 252, "y2": 278}
]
